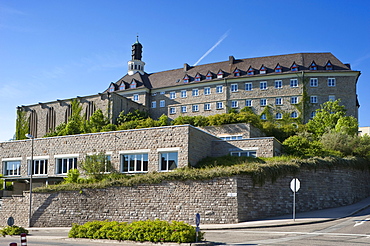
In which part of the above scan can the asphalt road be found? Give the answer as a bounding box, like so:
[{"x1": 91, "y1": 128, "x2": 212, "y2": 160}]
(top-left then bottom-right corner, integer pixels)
[{"x1": 204, "y1": 206, "x2": 370, "y2": 245}]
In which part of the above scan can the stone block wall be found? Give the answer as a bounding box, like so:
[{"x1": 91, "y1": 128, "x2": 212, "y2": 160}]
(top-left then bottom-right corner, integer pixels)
[{"x1": 0, "y1": 167, "x2": 369, "y2": 227}]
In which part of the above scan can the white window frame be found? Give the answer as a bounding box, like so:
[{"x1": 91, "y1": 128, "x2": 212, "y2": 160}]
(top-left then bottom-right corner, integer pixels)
[
  {"x1": 169, "y1": 91, "x2": 176, "y2": 99},
  {"x1": 158, "y1": 148, "x2": 179, "y2": 172},
  {"x1": 230, "y1": 84, "x2": 238, "y2": 92},
  {"x1": 192, "y1": 88, "x2": 199, "y2": 97},
  {"x1": 231, "y1": 101, "x2": 238, "y2": 108},
  {"x1": 290, "y1": 79, "x2": 298, "y2": 88},
  {"x1": 310, "y1": 96, "x2": 318, "y2": 103},
  {"x1": 275, "y1": 80, "x2": 282, "y2": 89},
  {"x1": 310, "y1": 78, "x2": 318, "y2": 87},
  {"x1": 328, "y1": 78, "x2": 336, "y2": 87},
  {"x1": 245, "y1": 99, "x2": 252, "y2": 107},
  {"x1": 291, "y1": 96, "x2": 298, "y2": 104},
  {"x1": 2, "y1": 158, "x2": 21, "y2": 176},
  {"x1": 27, "y1": 156, "x2": 49, "y2": 176},
  {"x1": 55, "y1": 155, "x2": 78, "y2": 175},
  {"x1": 291, "y1": 111, "x2": 298, "y2": 118},
  {"x1": 216, "y1": 102, "x2": 224, "y2": 109},
  {"x1": 216, "y1": 85, "x2": 223, "y2": 93},
  {"x1": 204, "y1": 87, "x2": 211, "y2": 95},
  {"x1": 120, "y1": 152, "x2": 149, "y2": 173},
  {"x1": 151, "y1": 101, "x2": 157, "y2": 108},
  {"x1": 328, "y1": 95, "x2": 336, "y2": 101},
  {"x1": 230, "y1": 151, "x2": 257, "y2": 158},
  {"x1": 260, "y1": 81, "x2": 267, "y2": 90},
  {"x1": 181, "y1": 106, "x2": 187, "y2": 113},
  {"x1": 260, "y1": 98, "x2": 267, "y2": 106},
  {"x1": 275, "y1": 98, "x2": 283, "y2": 105},
  {"x1": 133, "y1": 94, "x2": 139, "y2": 101},
  {"x1": 160, "y1": 100, "x2": 165, "y2": 107},
  {"x1": 275, "y1": 113, "x2": 282, "y2": 119},
  {"x1": 204, "y1": 103, "x2": 211, "y2": 111},
  {"x1": 180, "y1": 90, "x2": 187, "y2": 98},
  {"x1": 245, "y1": 83, "x2": 253, "y2": 91},
  {"x1": 192, "y1": 104, "x2": 199, "y2": 112},
  {"x1": 261, "y1": 114, "x2": 266, "y2": 120},
  {"x1": 170, "y1": 107, "x2": 176, "y2": 114}
]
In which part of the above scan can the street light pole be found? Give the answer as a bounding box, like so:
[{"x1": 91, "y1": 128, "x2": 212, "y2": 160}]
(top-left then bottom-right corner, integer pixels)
[{"x1": 25, "y1": 134, "x2": 34, "y2": 227}]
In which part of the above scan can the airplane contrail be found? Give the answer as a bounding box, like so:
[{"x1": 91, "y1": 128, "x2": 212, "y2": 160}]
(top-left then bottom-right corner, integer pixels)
[{"x1": 193, "y1": 30, "x2": 230, "y2": 66}]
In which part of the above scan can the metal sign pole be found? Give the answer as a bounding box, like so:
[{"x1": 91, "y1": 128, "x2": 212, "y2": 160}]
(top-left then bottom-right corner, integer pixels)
[{"x1": 293, "y1": 188, "x2": 296, "y2": 221}]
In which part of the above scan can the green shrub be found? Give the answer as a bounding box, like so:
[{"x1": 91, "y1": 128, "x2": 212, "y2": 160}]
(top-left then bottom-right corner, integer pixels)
[
  {"x1": 0, "y1": 226, "x2": 28, "y2": 237},
  {"x1": 68, "y1": 219, "x2": 203, "y2": 243}
]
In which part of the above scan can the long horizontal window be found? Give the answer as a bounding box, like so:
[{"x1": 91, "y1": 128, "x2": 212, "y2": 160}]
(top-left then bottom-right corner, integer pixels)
[
  {"x1": 230, "y1": 151, "x2": 257, "y2": 157},
  {"x1": 3, "y1": 160, "x2": 21, "y2": 176},
  {"x1": 121, "y1": 153, "x2": 148, "y2": 173},
  {"x1": 28, "y1": 159, "x2": 48, "y2": 175},
  {"x1": 56, "y1": 157, "x2": 77, "y2": 175}
]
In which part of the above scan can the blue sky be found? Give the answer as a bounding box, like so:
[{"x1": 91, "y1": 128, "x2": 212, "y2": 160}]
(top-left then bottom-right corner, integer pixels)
[{"x1": 1, "y1": 0, "x2": 369, "y2": 141}]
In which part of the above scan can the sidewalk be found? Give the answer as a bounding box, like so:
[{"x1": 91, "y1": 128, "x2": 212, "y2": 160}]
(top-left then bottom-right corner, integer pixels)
[{"x1": 200, "y1": 196, "x2": 370, "y2": 230}]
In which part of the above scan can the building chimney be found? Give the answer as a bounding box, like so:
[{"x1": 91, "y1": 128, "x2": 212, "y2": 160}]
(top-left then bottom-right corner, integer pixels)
[{"x1": 229, "y1": 56, "x2": 235, "y2": 65}]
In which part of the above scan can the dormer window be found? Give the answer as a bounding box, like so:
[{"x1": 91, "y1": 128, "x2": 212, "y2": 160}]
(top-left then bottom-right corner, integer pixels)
[
  {"x1": 217, "y1": 70, "x2": 224, "y2": 79},
  {"x1": 309, "y1": 61, "x2": 317, "y2": 70},
  {"x1": 291, "y1": 62, "x2": 299, "y2": 72},
  {"x1": 130, "y1": 80, "x2": 137, "y2": 89},
  {"x1": 260, "y1": 64, "x2": 267, "y2": 74},
  {"x1": 247, "y1": 66, "x2": 255, "y2": 75},
  {"x1": 195, "y1": 73, "x2": 201, "y2": 82},
  {"x1": 119, "y1": 83, "x2": 126, "y2": 91},
  {"x1": 233, "y1": 68, "x2": 241, "y2": 77},
  {"x1": 109, "y1": 84, "x2": 115, "y2": 92},
  {"x1": 325, "y1": 60, "x2": 333, "y2": 70},
  {"x1": 275, "y1": 64, "x2": 282, "y2": 73},
  {"x1": 183, "y1": 75, "x2": 190, "y2": 83},
  {"x1": 206, "y1": 72, "x2": 213, "y2": 80}
]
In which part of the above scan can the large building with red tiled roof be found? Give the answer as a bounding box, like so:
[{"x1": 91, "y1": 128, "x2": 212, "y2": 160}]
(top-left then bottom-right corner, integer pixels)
[{"x1": 19, "y1": 39, "x2": 360, "y2": 138}]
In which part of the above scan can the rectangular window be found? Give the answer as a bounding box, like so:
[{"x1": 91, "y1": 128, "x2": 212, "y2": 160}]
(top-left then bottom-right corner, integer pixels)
[
  {"x1": 181, "y1": 106, "x2": 187, "y2": 113},
  {"x1": 192, "y1": 89, "x2": 199, "y2": 97},
  {"x1": 275, "y1": 80, "x2": 282, "y2": 89},
  {"x1": 160, "y1": 100, "x2": 165, "y2": 107},
  {"x1": 55, "y1": 157, "x2": 77, "y2": 175},
  {"x1": 133, "y1": 94, "x2": 139, "y2": 101},
  {"x1": 3, "y1": 160, "x2": 21, "y2": 176},
  {"x1": 260, "y1": 81, "x2": 267, "y2": 90},
  {"x1": 170, "y1": 107, "x2": 176, "y2": 114},
  {"x1": 245, "y1": 99, "x2": 252, "y2": 107},
  {"x1": 260, "y1": 98, "x2": 267, "y2": 106},
  {"x1": 328, "y1": 78, "x2": 336, "y2": 87},
  {"x1": 169, "y1": 91, "x2": 176, "y2": 99},
  {"x1": 230, "y1": 151, "x2": 257, "y2": 157},
  {"x1": 151, "y1": 101, "x2": 156, "y2": 108},
  {"x1": 159, "y1": 152, "x2": 178, "y2": 171},
  {"x1": 192, "y1": 105, "x2": 199, "y2": 112},
  {"x1": 181, "y1": 90, "x2": 187, "y2": 98},
  {"x1": 329, "y1": 95, "x2": 336, "y2": 101},
  {"x1": 204, "y1": 87, "x2": 211, "y2": 95},
  {"x1": 204, "y1": 103, "x2": 211, "y2": 111},
  {"x1": 275, "y1": 98, "x2": 282, "y2": 105},
  {"x1": 231, "y1": 101, "x2": 238, "y2": 108},
  {"x1": 310, "y1": 78, "x2": 318, "y2": 87},
  {"x1": 290, "y1": 79, "x2": 298, "y2": 87},
  {"x1": 291, "y1": 96, "x2": 298, "y2": 104},
  {"x1": 216, "y1": 85, "x2": 223, "y2": 93},
  {"x1": 216, "y1": 102, "x2": 224, "y2": 109},
  {"x1": 121, "y1": 153, "x2": 148, "y2": 173},
  {"x1": 230, "y1": 84, "x2": 238, "y2": 92},
  {"x1": 245, "y1": 83, "x2": 253, "y2": 91},
  {"x1": 310, "y1": 96, "x2": 318, "y2": 103},
  {"x1": 28, "y1": 159, "x2": 48, "y2": 175}
]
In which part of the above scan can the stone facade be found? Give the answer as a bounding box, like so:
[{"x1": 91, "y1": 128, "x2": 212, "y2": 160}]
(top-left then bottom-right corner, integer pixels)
[
  {"x1": 0, "y1": 124, "x2": 280, "y2": 191},
  {"x1": 0, "y1": 167, "x2": 369, "y2": 227}
]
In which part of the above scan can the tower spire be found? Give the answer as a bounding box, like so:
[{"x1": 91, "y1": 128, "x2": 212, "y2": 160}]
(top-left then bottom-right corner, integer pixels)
[{"x1": 128, "y1": 37, "x2": 145, "y2": 75}]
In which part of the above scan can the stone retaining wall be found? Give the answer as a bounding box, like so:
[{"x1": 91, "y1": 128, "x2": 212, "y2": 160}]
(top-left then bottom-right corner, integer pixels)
[{"x1": 0, "y1": 167, "x2": 369, "y2": 227}]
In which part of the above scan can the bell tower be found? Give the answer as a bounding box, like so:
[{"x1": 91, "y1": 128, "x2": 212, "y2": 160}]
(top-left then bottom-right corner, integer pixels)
[{"x1": 128, "y1": 36, "x2": 145, "y2": 75}]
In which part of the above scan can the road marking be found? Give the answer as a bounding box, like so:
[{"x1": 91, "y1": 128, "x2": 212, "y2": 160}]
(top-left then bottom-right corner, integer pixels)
[{"x1": 354, "y1": 217, "x2": 370, "y2": 227}]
